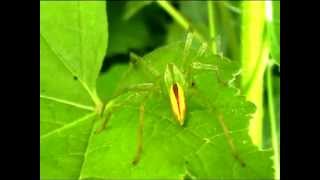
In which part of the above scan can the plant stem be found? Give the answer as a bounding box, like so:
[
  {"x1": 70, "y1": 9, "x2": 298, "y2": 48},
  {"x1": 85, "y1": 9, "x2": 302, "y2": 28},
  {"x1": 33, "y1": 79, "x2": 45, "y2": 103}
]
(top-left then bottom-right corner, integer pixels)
[
  {"x1": 207, "y1": 1, "x2": 217, "y2": 54},
  {"x1": 266, "y1": 2, "x2": 280, "y2": 178},
  {"x1": 267, "y1": 62, "x2": 280, "y2": 179},
  {"x1": 156, "y1": 0, "x2": 204, "y2": 41},
  {"x1": 241, "y1": 1, "x2": 267, "y2": 148}
]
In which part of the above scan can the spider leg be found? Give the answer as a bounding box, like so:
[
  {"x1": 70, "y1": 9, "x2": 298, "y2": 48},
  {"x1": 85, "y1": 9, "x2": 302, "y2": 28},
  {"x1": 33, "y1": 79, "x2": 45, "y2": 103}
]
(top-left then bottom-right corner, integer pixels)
[
  {"x1": 95, "y1": 92, "x2": 136, "y2": 133},
  {"x1": 129, "y1": 52, "x2": 160, "y2": 78},
  {"x1": 217, "y1": 114, "x2": 246, "y2": 167},
  {"x1": 189, "y1": 88, "x2": 246, "y2": 167},
  {"x1": 181, "y1": 32, "x2": 194, "y2": 68},
  {"x1": 132, "y1": 102, "x2": 145, "y2": 165},
  {"x1": 111, "y1": 52, "x2": 160, "y2": 99},
  {"x1": 187, "y1": 60, "x2": 228, "y2": 88},
  {"x1": 96, "y1": 83, "x2": 156, "y2": 134}
]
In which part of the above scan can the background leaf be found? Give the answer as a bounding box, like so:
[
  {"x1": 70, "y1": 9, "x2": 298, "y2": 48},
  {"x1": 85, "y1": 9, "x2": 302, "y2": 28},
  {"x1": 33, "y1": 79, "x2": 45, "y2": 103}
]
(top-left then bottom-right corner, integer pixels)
[
  {"x1": 123, "y1": 1, "x2": 153, "y2": 20},
  {"x1": 40, "y1": 1, "x2": 108, "y2": 179},
  {"x1": 179, "y1": 1, "x2": 210, "y2": 40},
  {"x1": 107, "y1": 1, "x2": 151, "y2": 57},
  {"x1": 97, "y1": 63, "x2": 129, "y2": 102}
]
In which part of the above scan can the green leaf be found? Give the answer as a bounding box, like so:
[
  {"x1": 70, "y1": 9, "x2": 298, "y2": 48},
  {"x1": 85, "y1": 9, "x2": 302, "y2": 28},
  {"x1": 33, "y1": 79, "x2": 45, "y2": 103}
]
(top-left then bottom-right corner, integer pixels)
[
  {"x1": 166, "y1": 23, "x2": 185, "y2": 44},
  {"x1": 179, "y1": 1, "x2": 210, "y2": 40},
  {"x1": 79, "y1": 42, "x2": 273, "y2": 179},
  {"x1": 40, "y1": 1, "x2": 108, "y2": 179},
  {"x1": 123, "y1": 1, "x2": 153, "y2": 20},
  {"x1": 40, "y1": 1, "x2": 108, "y2": 97},
  {"x1": 97, "y1": 64, "x2": 129, "y2": 102},
  {"x1": 107, "y1": 1, "x2": 150, "y2": 56}
]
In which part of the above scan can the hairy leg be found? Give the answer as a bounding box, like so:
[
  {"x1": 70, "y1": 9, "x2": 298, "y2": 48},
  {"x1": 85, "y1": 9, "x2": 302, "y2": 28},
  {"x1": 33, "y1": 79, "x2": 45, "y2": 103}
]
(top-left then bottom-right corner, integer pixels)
[
  {"x1": 132, "y1": 103, "x2": 145, "y2": 165},
  {"x1": 95, "y1": 83, "x2": 157, "y2": 133},
  {"x1": 189, "y1": 87, "x2": 246, "y2": 167}
]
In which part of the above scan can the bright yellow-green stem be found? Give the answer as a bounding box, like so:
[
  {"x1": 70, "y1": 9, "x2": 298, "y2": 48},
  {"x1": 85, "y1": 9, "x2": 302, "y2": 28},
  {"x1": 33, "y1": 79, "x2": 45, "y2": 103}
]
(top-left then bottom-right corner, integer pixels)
[
  {"x1": 241, "y1": 2, "x2": 268, "y2": 149},
  {"x1": 267, "y1": 62, "x2": 280, "y2": 179},
  {"x1": 207, "y1": 1, "x2": 217, "y2": 54},
  {"x1": 266, "y1": 1, "x2": 280, "y2": 179}
]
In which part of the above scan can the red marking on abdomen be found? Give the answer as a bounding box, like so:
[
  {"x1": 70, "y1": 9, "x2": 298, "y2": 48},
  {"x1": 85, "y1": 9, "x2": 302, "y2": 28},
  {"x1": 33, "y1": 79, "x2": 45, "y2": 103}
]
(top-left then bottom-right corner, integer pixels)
[{"x1": 173, "y1": 83, "x2": 180, "y2": 114}]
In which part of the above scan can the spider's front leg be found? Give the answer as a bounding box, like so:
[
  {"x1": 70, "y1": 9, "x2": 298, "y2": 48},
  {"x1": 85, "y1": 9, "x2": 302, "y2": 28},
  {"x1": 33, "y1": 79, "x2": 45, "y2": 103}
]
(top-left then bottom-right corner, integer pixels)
[
  {"x1": 95, "y1": 82, "x2": 156, "y2": 166},
  {"x1": 95, "y1": 92, "x2": 134, "y2": 134},
  {"x1": 95, "y1": 83, "x2": 156, "y2": 134}
]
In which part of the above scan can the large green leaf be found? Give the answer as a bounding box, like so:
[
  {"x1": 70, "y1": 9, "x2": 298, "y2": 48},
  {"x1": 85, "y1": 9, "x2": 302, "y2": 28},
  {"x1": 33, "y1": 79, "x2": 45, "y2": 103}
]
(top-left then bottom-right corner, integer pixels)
[
  {"x1": 79, "y1": 42, "x2": 273, "y2": 179},
  {"x1": 40, "y1": 1, "x2": 108, "y2": 179}
]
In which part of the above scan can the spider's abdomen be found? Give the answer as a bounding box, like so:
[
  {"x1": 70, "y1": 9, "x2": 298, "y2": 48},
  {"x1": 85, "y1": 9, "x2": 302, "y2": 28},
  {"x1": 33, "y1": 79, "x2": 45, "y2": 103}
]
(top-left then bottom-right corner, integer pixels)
[{"x1": 169, "y1": 82, "x2": 186, "y2": 125}]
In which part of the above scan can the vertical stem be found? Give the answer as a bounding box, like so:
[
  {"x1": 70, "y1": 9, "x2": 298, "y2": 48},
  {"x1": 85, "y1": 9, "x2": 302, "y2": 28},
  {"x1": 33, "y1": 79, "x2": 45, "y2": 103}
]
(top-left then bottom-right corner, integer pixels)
[
  {"x1": 241, "y1": 1, "x2": 267, "y2": 149},
  {"x1": 266, "y1": 2, "x2": 280, "y2": 178},
  {"x1": 207, "y1": 1, "x2": 217, "y2": 54},
  {"x1": 156, "y1": 0, "x2": 204, "y2": 41},
  {"x1": 267, "y1": 62, "x2": 280, "y2": 179}
]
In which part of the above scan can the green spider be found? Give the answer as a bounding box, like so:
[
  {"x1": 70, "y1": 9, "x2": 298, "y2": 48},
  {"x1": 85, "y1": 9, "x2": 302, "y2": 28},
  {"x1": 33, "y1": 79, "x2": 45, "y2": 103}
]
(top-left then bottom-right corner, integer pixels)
[{"x1": 95, "y1": 33, "x2": 245, "y2": 167}]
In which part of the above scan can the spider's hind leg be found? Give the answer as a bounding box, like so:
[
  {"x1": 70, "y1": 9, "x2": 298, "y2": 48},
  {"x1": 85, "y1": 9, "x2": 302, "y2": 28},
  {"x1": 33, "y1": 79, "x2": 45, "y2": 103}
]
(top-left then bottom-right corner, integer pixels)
[
  {"x1": 189, "y1": 88, "x2": 246, "y2": 167},
  {"x1": 132, "y1": 91, "x2": 153, "y2": 165},
  {"x1": 217, "y1": 114, "x2": 246, "y2": 167}
]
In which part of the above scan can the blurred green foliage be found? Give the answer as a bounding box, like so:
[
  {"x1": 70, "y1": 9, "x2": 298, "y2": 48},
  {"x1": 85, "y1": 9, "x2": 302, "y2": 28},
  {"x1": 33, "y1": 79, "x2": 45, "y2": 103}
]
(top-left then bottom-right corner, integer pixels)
[{"x1": 41, "y1": 1, "x2": 280, "y2": 179}]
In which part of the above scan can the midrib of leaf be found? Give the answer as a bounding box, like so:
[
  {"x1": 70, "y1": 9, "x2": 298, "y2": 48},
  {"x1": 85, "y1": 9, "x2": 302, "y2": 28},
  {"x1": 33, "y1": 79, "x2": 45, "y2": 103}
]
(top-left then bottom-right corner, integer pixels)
[
  {"x1": 40, "y1": 95, "x2": 94, "y2": 111},
  {"x1": 40, "y1": 33, "x2": 99, "y2": 109},
  {"x1": 40, "y1": 112, "x2": 96, "y2": 141}
]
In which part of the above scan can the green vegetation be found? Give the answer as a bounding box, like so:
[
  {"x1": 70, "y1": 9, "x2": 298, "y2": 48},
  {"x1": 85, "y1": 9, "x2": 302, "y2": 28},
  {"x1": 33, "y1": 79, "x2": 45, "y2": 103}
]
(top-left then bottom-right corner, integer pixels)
[{"x1": 40, "y1": 1, "x2": 280, "y2": 179}]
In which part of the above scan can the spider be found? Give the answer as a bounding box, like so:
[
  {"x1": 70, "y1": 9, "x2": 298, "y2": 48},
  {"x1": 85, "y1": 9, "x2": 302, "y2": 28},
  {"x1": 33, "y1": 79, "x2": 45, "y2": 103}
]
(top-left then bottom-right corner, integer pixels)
[{"x1": 95, "y1": 33, "x2": 245, "y2": 167}]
